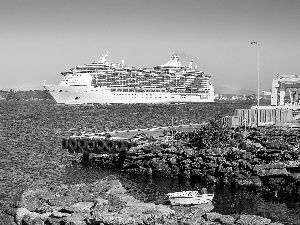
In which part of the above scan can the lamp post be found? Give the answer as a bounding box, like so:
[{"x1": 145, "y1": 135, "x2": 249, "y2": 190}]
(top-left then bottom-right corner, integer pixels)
[{"x1": 251, "y1": 41, "x2": 260, "y2": 126}]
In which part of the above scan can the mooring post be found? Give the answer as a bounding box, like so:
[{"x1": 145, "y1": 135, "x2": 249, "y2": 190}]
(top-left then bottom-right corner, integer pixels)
[
  {"x1": 171, "y1": 116, "x2": 174, "y2": 149},
  {"x1": 244, "y1": 114, "x2": 247, "y2": 137}
]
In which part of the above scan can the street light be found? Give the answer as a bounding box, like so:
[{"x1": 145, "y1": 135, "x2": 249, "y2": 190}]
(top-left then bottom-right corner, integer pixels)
[{"x1": 251, "y1": 41, "x2": 260, "y2": 126}]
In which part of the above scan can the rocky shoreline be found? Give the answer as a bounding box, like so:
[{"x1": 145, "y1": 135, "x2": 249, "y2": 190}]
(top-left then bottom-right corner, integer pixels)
[
  {"x1": 118, "y1": 122, "x2": 300, "y2": 197},
  {"x1": 3, "y1": 121, "x2": 300, "y2": 224},
  {"x1": 0, "y1": 175, "x2": 283, "y2": 225}
]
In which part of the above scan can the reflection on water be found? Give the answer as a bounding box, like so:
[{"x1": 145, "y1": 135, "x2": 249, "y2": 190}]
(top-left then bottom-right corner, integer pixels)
[{"x1": 63, "y1": 161, "x2": 115, "y2": 185}]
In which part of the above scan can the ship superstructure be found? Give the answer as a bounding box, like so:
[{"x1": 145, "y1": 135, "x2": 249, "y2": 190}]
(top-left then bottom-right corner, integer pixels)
[{"x1": 43, "y1": 53, "x2": 215, "y2": 104}]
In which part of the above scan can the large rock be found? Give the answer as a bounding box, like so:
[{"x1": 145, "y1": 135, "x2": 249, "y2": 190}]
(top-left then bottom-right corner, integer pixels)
[
  {"x1": 204, "y1": 212, "x2": 236, "y2": 224},
  {"x1": 92, "y1": 200, "x2": 174, "y2": 225},
  {"x1": 172, "y1": 204, "x2": 214, "y2": 225},
  {"x1": 289, "y1": 173, "x2": 300, "y2": 182},
  {"x1": 17, "y1": 188, "x2": 54, "y2": 212},
  {"x1": 236, "y1": 214, "x2": 271, "y2": 225},
  {"x1": 67, "y1": 202, "x2": 94, "y2": 214},
  {"x1": 0, "y1": 211, "x2": 15, "y2": 225},
  {"x1": 257, "y1": 168, "x2": 289, "y2": 177},
  {"x1": 150, "y1": 158, "x2": 172, "y2": 176},
  {"x1": 22, "y1": 212, "x2": 44, "y2": 225},
  {"x1": 65, "y1": 213, "x2": 86, "y2": 225},
  {"x1": 15, "y1": 207, "x2": 31, "y2": 225},
  {"x1": 240, "y1": 138, "x2": 264, "y2": 152},
  {"x1": 170, "y1": 165, "x2": 180, "y2": 176},
  {"x1": 167, "y1": 156, "x2": 178, "y2": 165},
  {"x1": 191, "y1": 168, "x2": 203, "y2": 177}
]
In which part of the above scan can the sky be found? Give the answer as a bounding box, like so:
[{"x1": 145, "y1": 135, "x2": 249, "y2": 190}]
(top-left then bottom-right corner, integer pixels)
[{"x1": 1, "y1": 0, "x2": 300, "y2": 92}]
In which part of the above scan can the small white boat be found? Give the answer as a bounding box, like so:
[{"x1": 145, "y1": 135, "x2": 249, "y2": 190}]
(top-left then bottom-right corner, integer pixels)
[
  {"x1": 166, "y1": 191, "x2": 199, "y2": 198},
  {"x1": 167, "y1": 189, "x2": 214, "y2": 206}
]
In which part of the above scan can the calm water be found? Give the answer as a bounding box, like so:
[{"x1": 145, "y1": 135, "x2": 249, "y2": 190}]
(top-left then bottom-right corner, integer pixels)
[{"x1": 1, "y1": 101, "x2": 300, "y2": 224}]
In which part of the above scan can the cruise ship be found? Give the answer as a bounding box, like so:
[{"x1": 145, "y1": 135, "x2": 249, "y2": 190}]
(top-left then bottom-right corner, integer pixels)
[{"x1": 43, "y1": 53, "x2": 215, "y2": 104}]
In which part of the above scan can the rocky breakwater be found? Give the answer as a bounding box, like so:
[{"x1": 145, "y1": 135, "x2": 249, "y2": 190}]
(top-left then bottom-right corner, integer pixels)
[
  {"x1": 123, "y1": 121, "x2": 300, "y2": 193},
  {"x1": 0, "y1": 175, "x2": 175, "y2": 225},
  {"x1": 0, "y1": 175, "x2": 284, "y2": 225}
]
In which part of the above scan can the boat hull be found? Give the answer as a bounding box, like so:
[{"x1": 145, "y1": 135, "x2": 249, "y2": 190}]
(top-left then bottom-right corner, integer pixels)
[
  {"x1": 167, "y1": 191, "x2": 199, "y2": 198},
  {"x1": 169, "y1": 194, "x2": 214, "y2": 206},
  {"x1": 44, "y1": 85, "x2": 215, "y2": 104}
]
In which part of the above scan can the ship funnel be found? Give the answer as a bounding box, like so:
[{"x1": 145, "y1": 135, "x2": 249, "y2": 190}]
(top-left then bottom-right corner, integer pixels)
[
  {"x1": 188, "y1": 60, "x2": 194, "y2": 69},
  {"x1": 99, "y1": 52, "x2": 109, "y2": 63}
]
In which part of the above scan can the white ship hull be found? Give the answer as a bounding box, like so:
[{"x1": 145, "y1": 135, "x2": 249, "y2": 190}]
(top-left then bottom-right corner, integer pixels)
[
  {"x1": 168, "y1": 194, "x2": 214, "y2": 206},
  {"x1": 44, "y1": 85, "x2": 214, "y2": 104}
]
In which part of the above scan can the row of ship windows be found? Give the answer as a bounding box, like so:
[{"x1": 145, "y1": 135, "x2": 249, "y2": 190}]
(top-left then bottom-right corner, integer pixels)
[
  {"x1": 57, "y1": 89, "x2": 209, "y2": 93},
  {"x1": 53, "y1": 90, "x2": 206, "y2": 96},
  {"x1": 110, "y1": 96, "x2": 206, "y2": 99},
  {"x1": 54, "y1": 90, "x2": 205, "y2": 96},
  {"x1": 112, "y1": 93, "x2": 191, "y2": 97},
  {"x1": 113, "y1": 96, "x2": 177, "y2": 99}
]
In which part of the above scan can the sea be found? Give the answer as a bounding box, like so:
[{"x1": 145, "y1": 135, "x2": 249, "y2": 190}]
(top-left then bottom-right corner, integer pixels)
[{"x1": 1, "y1": 100, "x2": 300, "y2": 225}]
